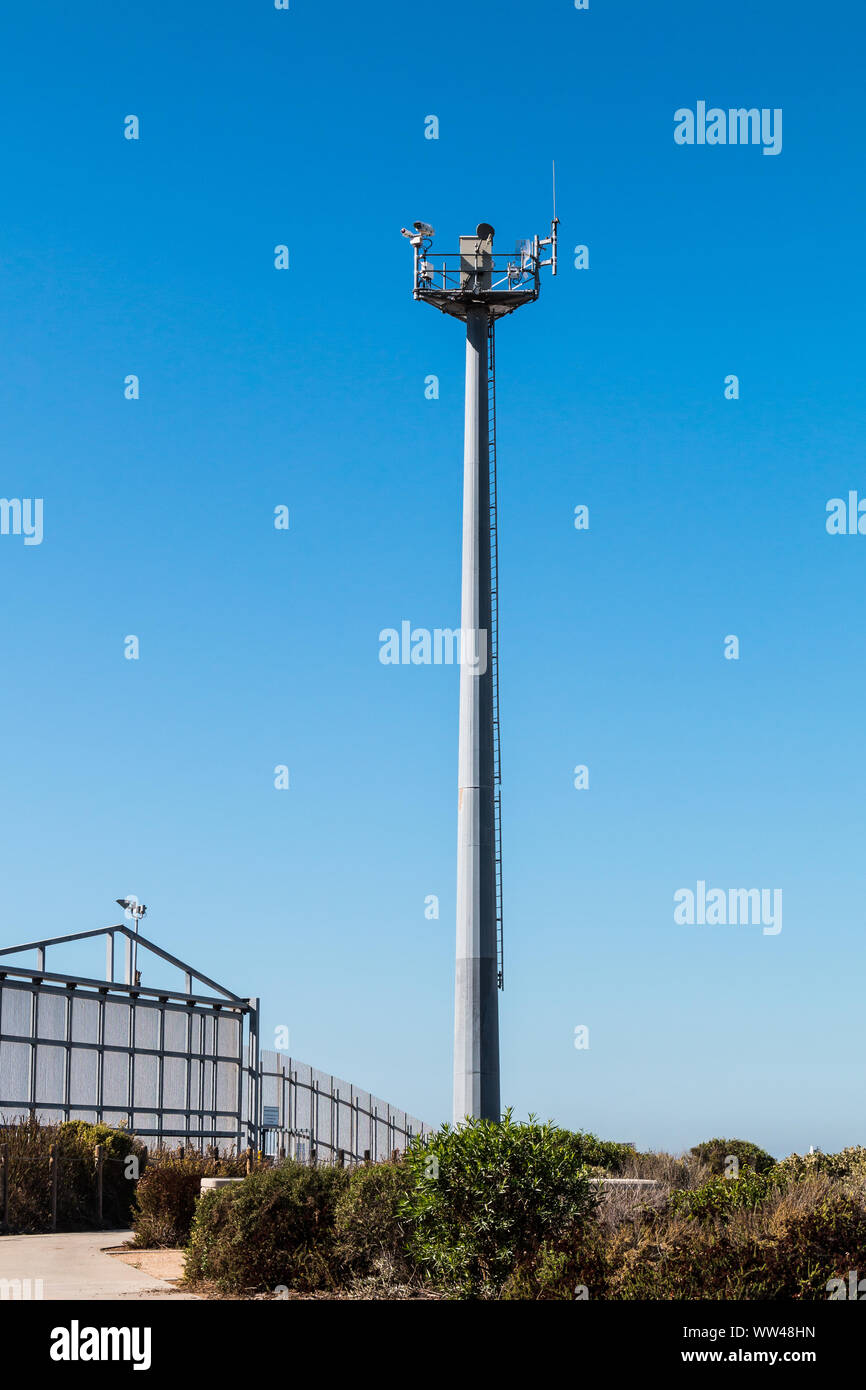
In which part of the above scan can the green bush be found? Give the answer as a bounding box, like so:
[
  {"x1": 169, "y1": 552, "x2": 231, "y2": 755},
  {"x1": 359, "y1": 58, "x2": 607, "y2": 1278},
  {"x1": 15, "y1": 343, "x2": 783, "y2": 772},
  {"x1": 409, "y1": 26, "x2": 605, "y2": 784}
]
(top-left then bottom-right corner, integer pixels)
[
  {"x1": 566, "y1": 1133, "x2": 635, "y2": 1174},
  {"x1": 607, "y1": 1188, "x2": 866, "y2": 1300},
  {"x1": 501, "y1": 1228, "x2": 609, "y2": 1300},
  {"x1": 775, "y1": 1146, "x2": 866, "y2": 1183},
  {"x1": 131, "y1": 1147, "x2": 250, "y2": 1248},
  {"x1": 399, "y1": 1112, "x2": 601, "y2": 1298},
  {"x1": 185, "y1": 1162, "x2": 350, "y2": 1293},
  {"x1": 59, "y1": 1121, "x2": 146, "y2": 1228},
  {"x1": 689, "y1": 1137, "x2": 775, "y2": 1176},
  {"x1": 671, "y1": 1167, "x2": 785, "y2": 1221},
  {"x1": 334, "y1": 1158, "x2": 411, "y2": 1280},
  {"x1": 0, "y1": 1117, "x2": 145, "y2": 1232}
]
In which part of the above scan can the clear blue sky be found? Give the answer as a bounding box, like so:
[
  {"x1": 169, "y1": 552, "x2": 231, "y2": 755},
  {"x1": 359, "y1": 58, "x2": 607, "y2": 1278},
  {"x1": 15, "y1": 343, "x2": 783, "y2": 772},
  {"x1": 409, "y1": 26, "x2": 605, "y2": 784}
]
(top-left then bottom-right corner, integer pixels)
[{"x1": 0, "y1": 0, "x2": 863, "y2": 1158}]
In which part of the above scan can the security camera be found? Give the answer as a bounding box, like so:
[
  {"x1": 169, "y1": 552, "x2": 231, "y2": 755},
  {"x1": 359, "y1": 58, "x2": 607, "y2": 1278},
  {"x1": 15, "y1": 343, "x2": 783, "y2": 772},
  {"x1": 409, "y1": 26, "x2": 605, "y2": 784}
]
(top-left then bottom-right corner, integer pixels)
[{"x1": 401, "y1": 222, "x2": 435, "y2": 245}]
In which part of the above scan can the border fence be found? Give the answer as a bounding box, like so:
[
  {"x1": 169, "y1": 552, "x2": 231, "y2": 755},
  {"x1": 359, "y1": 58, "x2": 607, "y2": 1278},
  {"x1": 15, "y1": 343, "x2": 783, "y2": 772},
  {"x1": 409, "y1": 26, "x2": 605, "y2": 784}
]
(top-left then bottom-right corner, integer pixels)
[
  {"x1": 0, "y1": 925, "x2": 429, "y2": 1158},
  {"x1": 256, "y1": 1052, "x2": 428, "y2": 1163}
]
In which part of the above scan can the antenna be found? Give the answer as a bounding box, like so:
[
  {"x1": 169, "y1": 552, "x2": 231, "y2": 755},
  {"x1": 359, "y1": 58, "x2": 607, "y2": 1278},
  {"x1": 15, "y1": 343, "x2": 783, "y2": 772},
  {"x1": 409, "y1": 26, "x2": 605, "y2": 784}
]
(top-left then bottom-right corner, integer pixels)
[{"x1": 550, "y1": 159, "x2": 559, "y2": 275}]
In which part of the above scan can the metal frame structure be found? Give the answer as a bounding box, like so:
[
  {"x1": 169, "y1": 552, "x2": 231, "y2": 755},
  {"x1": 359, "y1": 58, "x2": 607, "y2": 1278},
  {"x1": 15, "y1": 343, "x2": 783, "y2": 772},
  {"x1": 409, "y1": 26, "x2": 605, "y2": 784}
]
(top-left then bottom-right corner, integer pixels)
[
  {"x1": 410, "y1": 230, "x2": 557, "y2": 320},
  {"x1": 0, "y1": 925, "x2": 260, "y2": 1151}
]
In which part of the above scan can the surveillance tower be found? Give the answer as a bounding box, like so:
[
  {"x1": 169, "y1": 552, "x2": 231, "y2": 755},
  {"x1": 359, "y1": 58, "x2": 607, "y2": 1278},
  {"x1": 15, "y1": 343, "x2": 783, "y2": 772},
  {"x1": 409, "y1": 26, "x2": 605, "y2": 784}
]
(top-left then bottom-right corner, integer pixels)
[{"x1": 402, "y1": 212, "x2": 558, "y2": 1122}]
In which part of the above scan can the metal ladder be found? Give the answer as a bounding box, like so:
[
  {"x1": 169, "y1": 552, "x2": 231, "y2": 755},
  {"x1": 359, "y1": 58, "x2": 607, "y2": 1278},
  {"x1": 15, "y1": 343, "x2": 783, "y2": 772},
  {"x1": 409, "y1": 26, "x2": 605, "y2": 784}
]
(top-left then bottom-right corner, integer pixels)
[{"x1": 487, "y1": 319, "x2": 504, "y2": 991}]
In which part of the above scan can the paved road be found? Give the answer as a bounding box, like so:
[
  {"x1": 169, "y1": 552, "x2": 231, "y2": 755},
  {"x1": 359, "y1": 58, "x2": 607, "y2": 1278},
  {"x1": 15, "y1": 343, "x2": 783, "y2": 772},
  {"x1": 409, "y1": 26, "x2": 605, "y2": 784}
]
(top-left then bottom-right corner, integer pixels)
[{"x1": 0, "y1": 1231, "x2": 198, "y2": 1300}]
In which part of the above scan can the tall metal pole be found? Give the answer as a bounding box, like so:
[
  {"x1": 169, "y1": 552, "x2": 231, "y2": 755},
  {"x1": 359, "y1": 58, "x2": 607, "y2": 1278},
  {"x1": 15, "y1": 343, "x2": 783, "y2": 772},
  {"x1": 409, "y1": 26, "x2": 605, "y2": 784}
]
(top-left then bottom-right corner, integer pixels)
[
  {"x1": 407, "y1": 213, "x2": 557, "y2": 1125},
  {"x1": 453, "y1": 306, "x2": 500, "y2": 1123}
]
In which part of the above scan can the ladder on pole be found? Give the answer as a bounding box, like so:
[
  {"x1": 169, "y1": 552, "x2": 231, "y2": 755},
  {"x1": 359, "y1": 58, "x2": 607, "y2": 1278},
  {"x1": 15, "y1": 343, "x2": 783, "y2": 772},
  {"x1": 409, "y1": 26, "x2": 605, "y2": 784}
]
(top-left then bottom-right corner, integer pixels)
[{"x1": 487, "y1": 319, "x2": 504, "y2": 991}]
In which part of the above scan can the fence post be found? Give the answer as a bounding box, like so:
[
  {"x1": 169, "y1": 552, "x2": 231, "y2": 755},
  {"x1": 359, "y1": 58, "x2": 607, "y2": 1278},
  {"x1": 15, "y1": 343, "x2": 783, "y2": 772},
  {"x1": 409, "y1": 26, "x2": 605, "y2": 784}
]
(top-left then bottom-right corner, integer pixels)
[
  {"x1": 95, "y1": 1144, "x2": 104, "y2": 1227},
  {"x1": 0, "y1": 1143, "x2": 8, "y2": 1232},
  {"x1": 338, "y1": 1149, "x2": 345, "y2": 1168},
  {"x1": 49, "y1": 1144, "x2": 58, "y2": 1232}
]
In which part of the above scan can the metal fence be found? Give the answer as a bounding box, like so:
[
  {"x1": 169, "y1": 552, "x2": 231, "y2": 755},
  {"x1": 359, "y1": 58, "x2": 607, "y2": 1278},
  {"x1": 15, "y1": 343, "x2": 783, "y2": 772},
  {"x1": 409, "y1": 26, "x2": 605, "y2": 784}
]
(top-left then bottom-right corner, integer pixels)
[
  {"x1": 0, "y1": 926, "x2": 428, "y2": 1158},
  {"x1": 256, "y1": 1052, "x2": 430, "y2": 1163},
  {"x1": 0, "y1": 926, "x2": 259, "y2": 1151}
]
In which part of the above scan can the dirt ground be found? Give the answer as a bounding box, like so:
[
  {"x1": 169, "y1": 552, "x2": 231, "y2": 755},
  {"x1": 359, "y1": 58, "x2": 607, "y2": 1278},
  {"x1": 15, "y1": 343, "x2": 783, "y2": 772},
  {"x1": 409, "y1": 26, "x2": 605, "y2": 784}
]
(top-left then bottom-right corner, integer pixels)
[
  {"x1": 108, "y1": 1246, "x2": 444, "y2": 1298},
  {"x1": 106, "y1": 1246, "x2": 187, "y2": 1284}
]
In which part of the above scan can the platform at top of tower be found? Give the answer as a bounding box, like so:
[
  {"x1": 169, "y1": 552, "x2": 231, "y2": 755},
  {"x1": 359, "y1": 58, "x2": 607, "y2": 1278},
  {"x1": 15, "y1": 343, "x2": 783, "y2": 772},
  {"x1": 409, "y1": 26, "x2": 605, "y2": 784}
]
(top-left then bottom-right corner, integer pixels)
[{"x1": 416, "y1": 286, "x2": 538, "y2": 321}]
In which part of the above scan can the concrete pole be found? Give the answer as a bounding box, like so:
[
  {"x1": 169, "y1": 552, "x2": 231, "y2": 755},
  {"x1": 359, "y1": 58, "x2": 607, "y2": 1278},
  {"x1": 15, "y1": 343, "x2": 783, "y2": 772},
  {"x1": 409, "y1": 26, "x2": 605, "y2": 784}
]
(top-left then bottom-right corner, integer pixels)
[{"x1": 453, "y1": 306, "x2": 500, "y2": 1123}]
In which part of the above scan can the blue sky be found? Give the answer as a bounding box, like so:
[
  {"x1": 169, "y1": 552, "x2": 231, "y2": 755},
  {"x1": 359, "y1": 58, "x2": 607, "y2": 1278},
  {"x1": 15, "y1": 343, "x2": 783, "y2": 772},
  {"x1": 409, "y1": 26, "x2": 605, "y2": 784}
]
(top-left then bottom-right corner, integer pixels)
[{"x1": 0, "y1": 0, "x2": 864, "y2": 1157}]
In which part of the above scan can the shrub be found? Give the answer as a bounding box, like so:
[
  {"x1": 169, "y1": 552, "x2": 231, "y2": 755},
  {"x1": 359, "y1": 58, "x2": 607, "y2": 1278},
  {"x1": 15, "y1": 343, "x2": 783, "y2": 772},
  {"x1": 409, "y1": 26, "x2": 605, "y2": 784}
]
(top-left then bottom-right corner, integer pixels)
[
  {"x1": 334, "y1": 1158, "x2": 412, "y2": 1281},
  {"x1": 606, "y1": 1184, "x2": 866, "y2": 1300},
  {"x1": 566, "y1": 1133, "x2": 635, "y2": 1174},
  {"x1": 184, "y1": 1162, "x2": 350, "y2": 1293},
  {"x1": 776, "y1": 1146, "x2": 866, "y2": 1183},
  {"x1": 399, "y1": 1112, "x2": 601, "y2": 1298},
  {"x1": 0, "y1": 1116, "x2": 145, "y2": 1232},
  {"x1": 501, "y1": 1227, "x2": 609, "y2": 1300},
  {"x1": 689, "y1": 1137, "x2": 775, "y2": 1176},
  {"x1": 619, "y1": 1149, "x2": 698, "y2": 1186},
  {"x1": 671, "y1": 1167, "x2": 785, "y2": 1221},
  {"x1": 131, "y1": 1147, "x2": 250, "y2": 1248},
  {"x1": 58, "y1": 1121, "x2": 146, "y2": 1227}
]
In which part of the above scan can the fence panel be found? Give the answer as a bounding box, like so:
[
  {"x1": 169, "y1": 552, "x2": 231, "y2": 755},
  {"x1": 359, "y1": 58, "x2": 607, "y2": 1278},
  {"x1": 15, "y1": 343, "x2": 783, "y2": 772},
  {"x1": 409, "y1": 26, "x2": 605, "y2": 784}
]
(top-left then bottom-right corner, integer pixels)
[
  {"x1": 0, "y1": 974, "x2": 256, "y2": 1151},
  {"x1": 0, "y1": 932, "x2": 429, "y2": 1159},
  {"x1": 255, "y1": 1050, "x2": 430, "y2": 1163}
]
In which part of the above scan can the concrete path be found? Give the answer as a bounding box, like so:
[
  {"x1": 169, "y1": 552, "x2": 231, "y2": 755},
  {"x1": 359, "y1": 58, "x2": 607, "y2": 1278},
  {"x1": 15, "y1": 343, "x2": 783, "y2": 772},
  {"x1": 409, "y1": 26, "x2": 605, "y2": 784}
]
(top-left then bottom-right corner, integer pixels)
[{"x1": 0, "y1": 1231, "x2": 198, "y2": 1300}]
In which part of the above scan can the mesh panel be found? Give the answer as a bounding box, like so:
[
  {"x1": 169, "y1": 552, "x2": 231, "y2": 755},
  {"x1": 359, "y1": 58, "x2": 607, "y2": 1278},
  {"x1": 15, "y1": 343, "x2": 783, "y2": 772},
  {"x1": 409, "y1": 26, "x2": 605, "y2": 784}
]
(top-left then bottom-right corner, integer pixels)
[
  {"x1": 36, "y1": 993, "x2": 66, "y2": 1042},
  {"x1": 1, "y1": 986, "x2": 31, "y2": 1038},
  {"x1": 1, "y1": 1041, "x2": 30, "y2": 1103},
  {"x1": 69, "y1": 1047, "x2": 99, "y2": 1106},
  {"x1": 71, "y1": 996, "x2": 99, "y2": 1045},
  {"x1": 134, "y1": 1005, "x2": 160, "y2": 1051}
]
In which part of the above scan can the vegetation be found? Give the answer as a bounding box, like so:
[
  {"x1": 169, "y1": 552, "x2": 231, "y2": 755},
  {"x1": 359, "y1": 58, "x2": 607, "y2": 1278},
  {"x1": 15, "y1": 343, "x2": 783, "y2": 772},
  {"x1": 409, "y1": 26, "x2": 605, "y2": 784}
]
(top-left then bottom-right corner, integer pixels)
[
  {"x1": 0, "y1": 1116, "x2": 145, "y2": 1232},
  {"x1": 185, "y1": 1162, "x2": 350, "y2": 1293},
  {"x1": 689, "y1": 1136, "x2": 776, "y2": 1176},
  {"x1": 670, "y1": 1167, "x2": 786, "y2": 1221},
  {"x1": 775, "y1": 1145, "x2": 866, "y2": 1183},
  {"x1": 8, "y1": 1116, "x2": 866, "y2": 1302},
  {"x1": 602, "y1": 1183, "x2": 866, "y2": 1300},
  {"x1": 130, "y1": 1146, "x2": 252, "y2": 1248},
  {"x1": 397, "y1": 1113, "x2": 601, "y2": 1297},
  {"x1": 334, "y1": 1157, "x2": 412, "y2": 1283}
]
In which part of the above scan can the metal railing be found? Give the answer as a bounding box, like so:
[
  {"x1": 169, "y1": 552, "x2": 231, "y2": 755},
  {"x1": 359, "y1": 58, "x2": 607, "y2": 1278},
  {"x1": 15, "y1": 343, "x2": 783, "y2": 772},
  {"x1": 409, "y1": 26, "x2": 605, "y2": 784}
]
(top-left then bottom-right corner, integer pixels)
[{"x1": 415, "y1": 251, "x2": 539, "y2": 298}]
